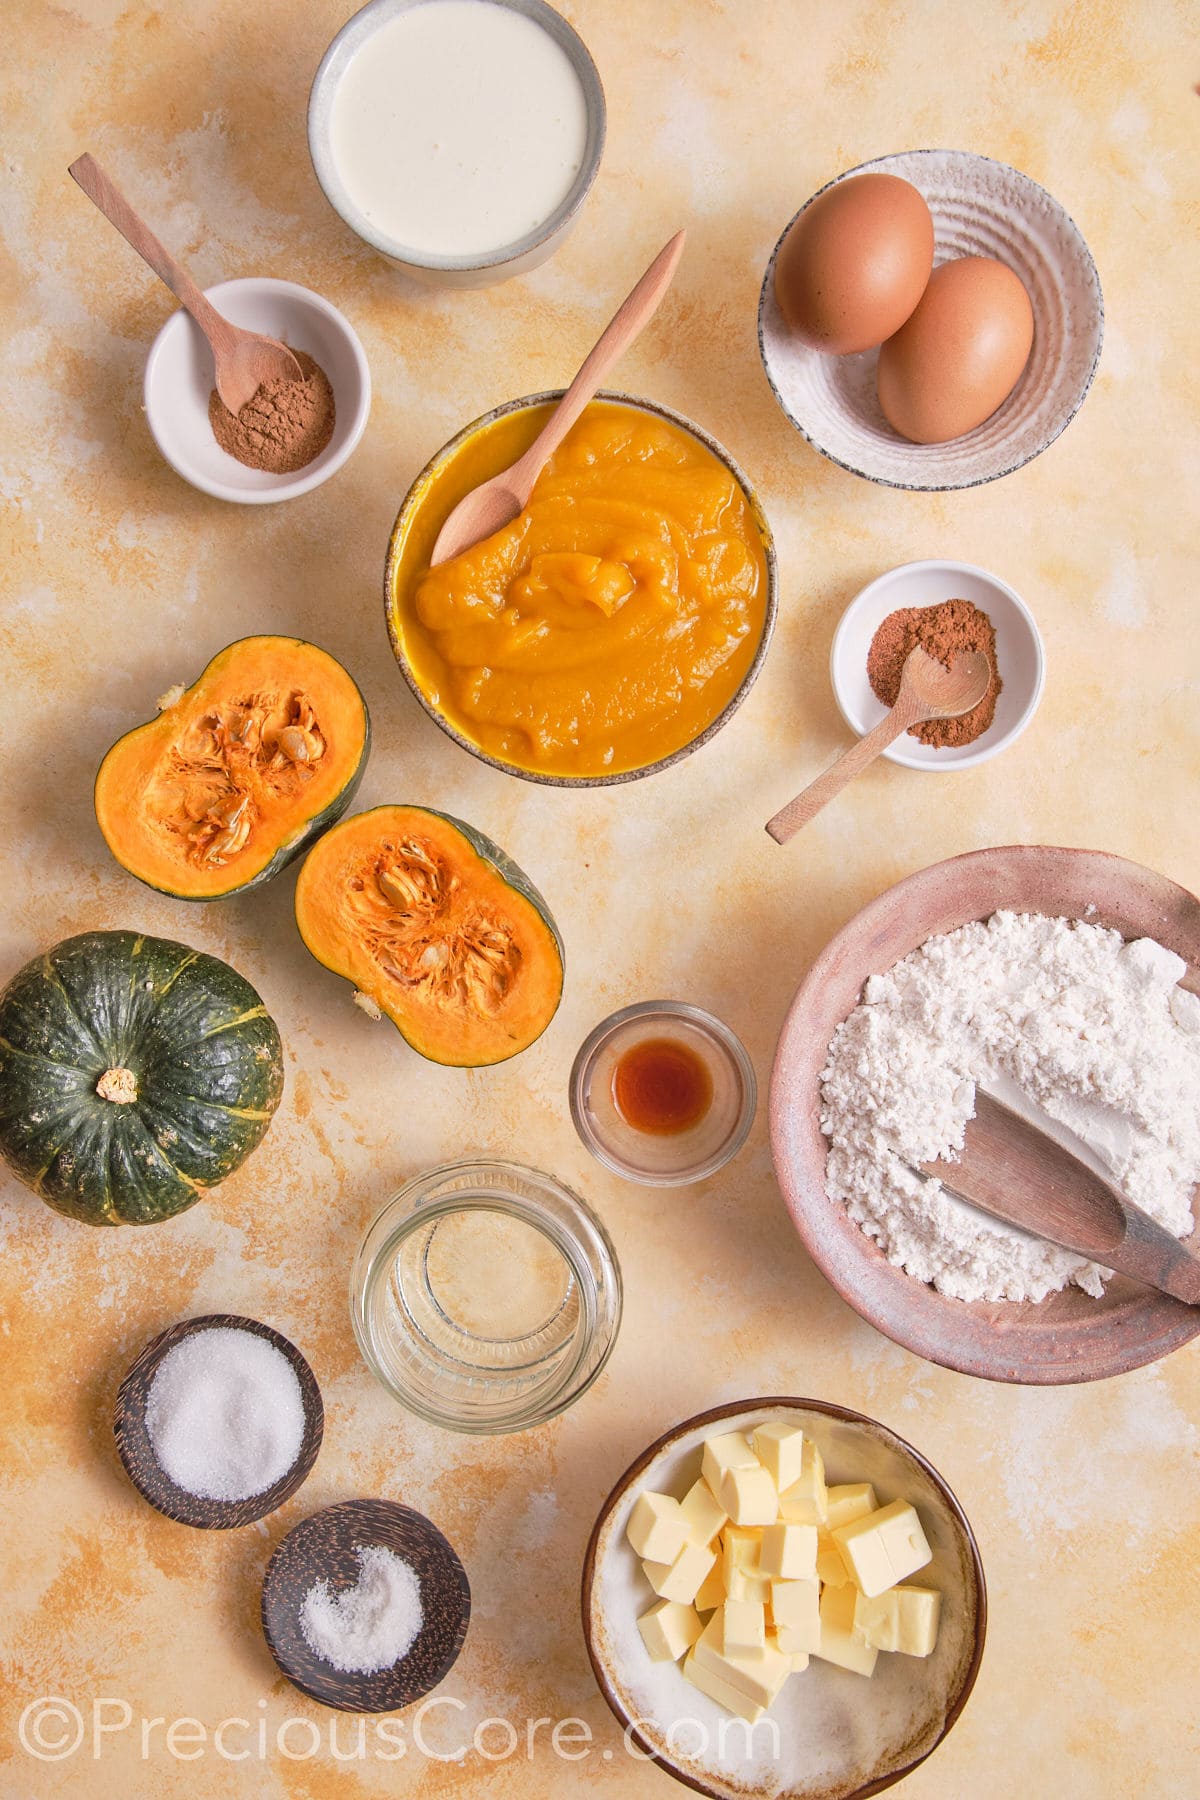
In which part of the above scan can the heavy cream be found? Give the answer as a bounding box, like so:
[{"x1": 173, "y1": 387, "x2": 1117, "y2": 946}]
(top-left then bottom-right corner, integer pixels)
[{"x1": 329, "y1": 0, "x2": 590, "y2": 258}]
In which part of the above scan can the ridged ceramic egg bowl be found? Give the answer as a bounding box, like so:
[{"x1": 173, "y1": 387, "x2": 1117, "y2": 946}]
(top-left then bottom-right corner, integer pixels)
[{"x1": 758, "y1": 150, "x2": 1104, "y2": 490}]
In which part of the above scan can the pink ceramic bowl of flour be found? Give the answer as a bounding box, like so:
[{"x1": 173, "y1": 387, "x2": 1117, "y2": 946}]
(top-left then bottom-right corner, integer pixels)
[{"x1": 769, "y1": 845, "x2": 1200, "y2": 1385}]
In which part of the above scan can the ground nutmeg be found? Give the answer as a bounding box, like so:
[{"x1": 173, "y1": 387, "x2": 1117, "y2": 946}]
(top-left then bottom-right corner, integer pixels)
[
  {"x1": 867, "y1": 598, "x2": 1001, "y2": 747},
  {"x1": 208, "y1": 349, "x2": 335, "y2": 475}
]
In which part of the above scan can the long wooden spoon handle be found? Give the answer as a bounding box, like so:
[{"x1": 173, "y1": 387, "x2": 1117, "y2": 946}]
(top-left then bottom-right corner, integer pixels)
[
  {"x1": 766, "y1": 702, "x2": 922, "y2": 844},
  {"x1": 68, "y1": 153, "x2": 229, "y2": 347},
  {"x1": 509, "y1": 229, "x2": 687, "y2": 492}
]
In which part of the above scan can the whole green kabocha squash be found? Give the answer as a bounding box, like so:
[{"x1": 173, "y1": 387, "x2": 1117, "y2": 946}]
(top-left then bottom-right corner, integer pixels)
[{"x1": 0, "y1": 931, "x2": 284, "y2": 1225}]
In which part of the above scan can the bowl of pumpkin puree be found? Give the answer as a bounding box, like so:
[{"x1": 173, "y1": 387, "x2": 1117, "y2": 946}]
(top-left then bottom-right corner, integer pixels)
[{"x1": 385, "y1": 392, "x2": 777, "y2": 786}]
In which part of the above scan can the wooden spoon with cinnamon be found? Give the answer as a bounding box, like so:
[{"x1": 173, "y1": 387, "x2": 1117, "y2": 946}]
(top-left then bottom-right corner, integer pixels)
[
  {"x1": 68, "y1": 153, "x2": 301, "y2": 414},
  {"x1": 766, "y1": 646, "x2": 992, "y2": 844}
]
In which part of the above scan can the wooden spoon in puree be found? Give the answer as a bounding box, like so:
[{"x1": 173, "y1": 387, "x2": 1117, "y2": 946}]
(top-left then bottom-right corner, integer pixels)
[{"x1": 430, "y1": 229, "x2": 686, "y2": 567}]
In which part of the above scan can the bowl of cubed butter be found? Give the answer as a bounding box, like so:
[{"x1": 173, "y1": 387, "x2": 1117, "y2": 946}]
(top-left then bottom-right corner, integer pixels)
[{"x1": 581, "y1": 1399, "x2": 985, "y2": 1800}]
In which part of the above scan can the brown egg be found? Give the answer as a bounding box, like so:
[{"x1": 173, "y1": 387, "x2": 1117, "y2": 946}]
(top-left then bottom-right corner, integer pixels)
[
  {"x1": 876, "y1": 256, "x2": 1035, "y2": 444},
  {"x1": 774, "y1": 173, "x2": 934, "y2": 355}
]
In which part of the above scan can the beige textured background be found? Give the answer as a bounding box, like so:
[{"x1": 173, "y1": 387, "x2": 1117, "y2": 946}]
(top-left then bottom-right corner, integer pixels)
[{"x1": 2, "y1": 1, "x2": 1198, "y2": 1795}]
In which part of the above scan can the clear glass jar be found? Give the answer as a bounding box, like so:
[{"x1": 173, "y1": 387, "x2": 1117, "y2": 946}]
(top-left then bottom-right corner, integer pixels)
[{"x1": 350, "y1": 1160, "x2": 622, "y2": 1435}]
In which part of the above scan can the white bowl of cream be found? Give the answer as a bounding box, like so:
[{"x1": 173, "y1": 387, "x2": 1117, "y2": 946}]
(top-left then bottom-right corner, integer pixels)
[{"x1": 308, "y1": 0, "x2": 606, "y2": 287}]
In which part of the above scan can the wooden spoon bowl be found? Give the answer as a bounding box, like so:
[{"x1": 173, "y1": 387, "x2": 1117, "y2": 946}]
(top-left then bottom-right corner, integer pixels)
[{"x1": 769, "y1": 846, "x2": 1200, "y2": 1384}]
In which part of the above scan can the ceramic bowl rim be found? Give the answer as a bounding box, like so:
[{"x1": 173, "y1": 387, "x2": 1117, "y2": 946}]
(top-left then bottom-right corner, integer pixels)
[
  {"x1": 580, "y1": 1395, "x2": 987, "y2": 1800},
  {"x1": 829, "y1": 557, "x2": 1047, "y2": 771},
  {"x1": 142, "y1": 276, "x2": 371, "y2": 504},
  {"x1": 307, "y1": 0, "x2": 607, "y2": 273},
  {"x1": 383, "y1": 388, "x2": 779, "y2": 787},
  {"x1": 756, "y1": 147, "x2": 1105, "y2": 492},
  {"x1": 767, "y1": 845, "x2": 1200, "y2": 1383}
]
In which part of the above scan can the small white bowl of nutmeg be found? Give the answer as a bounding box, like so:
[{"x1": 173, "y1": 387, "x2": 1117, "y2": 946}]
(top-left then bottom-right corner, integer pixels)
[
  {"x1": 758, "y1": 149, "x2": 1103, "y2": 491},
  {"x1": 143, "y1": 276, "x2": 370, "y2": 504},
  {"x1": 830, "y1": 559, "x2": 1046, "y2": 772}
]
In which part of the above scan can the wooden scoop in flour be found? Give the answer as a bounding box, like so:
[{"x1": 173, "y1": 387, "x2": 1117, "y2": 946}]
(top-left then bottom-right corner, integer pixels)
[{"x1": 922, "y1": 1091, "x2": 1200, "y2": 1305}]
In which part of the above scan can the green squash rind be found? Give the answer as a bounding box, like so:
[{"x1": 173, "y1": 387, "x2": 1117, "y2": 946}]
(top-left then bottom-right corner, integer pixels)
[
  {"x1": 0, "y1": 931, "x2": 284, "y2": 1226},
  {"x1": 94, "y1": 636, "x2": 372, "y2": 903}
]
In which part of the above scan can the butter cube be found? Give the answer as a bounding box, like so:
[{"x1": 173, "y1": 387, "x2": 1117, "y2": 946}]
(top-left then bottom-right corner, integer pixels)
[
  {"x1": 815, "y1": 1582, "x2": 878, "y2": 1677},
  {"x1": 826, "y1": 1482, "x2": 877, "y2": 1530},
  {"x1": 694, "y1": 1555, "x2": 727, "y2": 1613},
  {"x1": 760, "y1": 1521, "x2": 817, "y2": 1581},
  {"x1": 722, "y1": 1527, "x2": 768, "y2": 1602},
  {"x1": 722, "y1": 1598, "x2": 766, "y2": 1657},
  {"x1": 680, "y1": 1476, "x2": 728, "y2": 1545},
  {"x1": 693, "y1": 1612, "x2": 792, "y2": 1709},
  {"x1": 721, "y1": 1462, "x2": 778, "y2": 1527},
  {"x1": 769, "y1": 1579, "x2": 821, "y2": 1651},
  {"x1": 637, "y1": 1599, "x2": 703, "y2": 1663},
  {"x1": 816, "y1": 1530, "x2": 850, "y2": 1588},
  {"x1": 854, "y1": 1585, "x2": 941, "y2": 1657},
  {"x1": 727, "y1": 1562, "x2": 770, "y2": 1602},
  {"x1": 643, "y1": 1538, "x2": 718, "y2": 1605},
  {"x1": 768, "y1": 1629, "x2": 810, "y2": 1672},
  {"x1": 627, "y1": 1491, "x2": 691, "y2": 1564},
  {"x1": 682, "y1": 1650, "x2": 765, "y2": 1723},
  {"x1": 833, "y1": 1499, "x2": 932, "y2": 1599},
  {"x1": 701, "y1": 1431, "x2": 758, "y2": 1495},
  {"x1": 778, "y1": 1441, "x2": 827, "y2": 1525},
  {"x1": 751, "y1": 1421, "x2": 806, "y2": 1493}
]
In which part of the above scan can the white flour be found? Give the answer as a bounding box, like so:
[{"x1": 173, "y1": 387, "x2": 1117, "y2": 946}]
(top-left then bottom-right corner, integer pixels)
[{"x1": 819, "y1": 912, "x2": 1200, "y2": 1302}]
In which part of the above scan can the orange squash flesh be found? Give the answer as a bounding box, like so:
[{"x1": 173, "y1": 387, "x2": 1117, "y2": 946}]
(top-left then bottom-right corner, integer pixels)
[
  {"x1": 95, "y1": 636, "x2": 370, "y2": 900},
  {"x1": 294, "y1": 806, "x2": 564, "y2": 1067}
]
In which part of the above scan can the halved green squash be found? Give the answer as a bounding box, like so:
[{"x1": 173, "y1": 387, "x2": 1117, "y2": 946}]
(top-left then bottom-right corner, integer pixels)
[
  {"x1": 95, "y1": 635, "x2": 370, "y2": 901},
  {"x1": 0, "y1": 931, "x2": 284, "y2": 1225},
  {"x1": 294, "y1": 806, "x2": 564, "y2": 1067}
]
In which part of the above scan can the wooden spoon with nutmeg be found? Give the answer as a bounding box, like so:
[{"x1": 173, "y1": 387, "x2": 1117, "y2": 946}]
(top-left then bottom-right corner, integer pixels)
[
  {"x1": 68, "y1": 153, "x2": 301, "y2": 414},
  {"x1": 766, "y1": 646, "x2": 992, "y2": 844}
]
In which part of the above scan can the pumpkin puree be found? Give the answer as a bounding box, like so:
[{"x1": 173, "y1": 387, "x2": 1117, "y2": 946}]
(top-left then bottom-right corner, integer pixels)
[{"x1": 388, "y1": 401, "x2": 770, "y2": 778}]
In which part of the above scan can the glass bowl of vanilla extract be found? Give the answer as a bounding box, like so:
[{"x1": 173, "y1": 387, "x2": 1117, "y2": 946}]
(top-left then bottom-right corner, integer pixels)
[{"x1": 569, "y1": 1001, "x2": 757, "y2": 1186}]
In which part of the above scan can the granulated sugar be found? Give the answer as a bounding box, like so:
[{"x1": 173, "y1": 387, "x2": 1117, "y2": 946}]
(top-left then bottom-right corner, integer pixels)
[
  {"x1": 820, "y1": 912, "x2": 1200, "y2": 1302},
  {"x1": 300, "y1": 1546, "x2": 423, "y2": 1675},
  {"x1": 144, "y1": 1326, "x2": 306, "y2": 1501}
]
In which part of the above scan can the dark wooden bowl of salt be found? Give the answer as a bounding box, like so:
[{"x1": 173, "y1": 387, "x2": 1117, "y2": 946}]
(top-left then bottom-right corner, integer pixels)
[{"x1": 261, "y1": 1499, "x2": 471, "y2": 1712}]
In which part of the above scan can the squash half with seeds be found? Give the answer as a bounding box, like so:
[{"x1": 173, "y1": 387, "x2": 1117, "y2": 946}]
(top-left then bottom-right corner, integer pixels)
[
  {"x1": 294, "y1": 807, "x2": 564, "y2": 1067},
  {"x1": 0, "y1": 932, "x2": 284, "y2": 1224},
  {"x1": 94, "y1": 635, "x2": 370, "y2": 901}
]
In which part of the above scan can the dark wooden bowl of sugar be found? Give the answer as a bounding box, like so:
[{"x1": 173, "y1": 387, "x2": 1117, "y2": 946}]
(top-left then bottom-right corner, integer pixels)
[
  {"x1": 261, "y1": 1499, "x2": 471, "y2": 1712},
  {"x1": 114, "y1": 1314, "x2": 324, "y2": 1529}
]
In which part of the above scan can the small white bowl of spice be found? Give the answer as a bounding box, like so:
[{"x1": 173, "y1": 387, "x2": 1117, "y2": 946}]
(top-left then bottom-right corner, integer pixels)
[
  {"x1": 143, "y1": 276, "x2": 370, "y2": 503},
  {"x1": 830, "y1": 558, "x2": 1045, "y2": 772}
]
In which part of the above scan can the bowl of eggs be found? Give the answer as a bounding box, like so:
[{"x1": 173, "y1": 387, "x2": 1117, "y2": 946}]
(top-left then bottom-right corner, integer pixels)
[{"x1": 758, "y1": 149, "x2": 1104, "y2": 490}]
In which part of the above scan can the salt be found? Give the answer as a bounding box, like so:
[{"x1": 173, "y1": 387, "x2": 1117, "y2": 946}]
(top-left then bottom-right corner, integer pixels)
[
  {"x1": 144, "y1": 1326, "x2": 306, "y2": 1502},
  {"x1": 300, "y1": 1546, "x2": 423, "y2": 1675}
]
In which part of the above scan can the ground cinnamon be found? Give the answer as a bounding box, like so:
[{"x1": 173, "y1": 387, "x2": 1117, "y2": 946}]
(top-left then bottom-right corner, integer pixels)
[
  {"x1": 208, "y1": 349, "x2": 335, "y2": 475},
  {"x1": 867, "y1": 598, "x2": 1001, "y2": 748}
]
